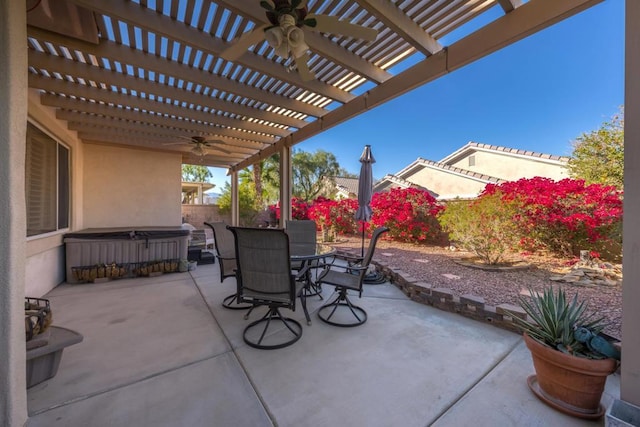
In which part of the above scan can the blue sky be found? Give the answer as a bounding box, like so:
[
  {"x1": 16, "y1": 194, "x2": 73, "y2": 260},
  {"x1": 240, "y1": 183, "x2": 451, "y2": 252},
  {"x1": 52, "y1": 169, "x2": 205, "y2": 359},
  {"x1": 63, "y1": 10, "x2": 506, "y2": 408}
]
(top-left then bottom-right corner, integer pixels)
[{"x1": 208, "y1": 0, "x2": 624, "y2": 189}]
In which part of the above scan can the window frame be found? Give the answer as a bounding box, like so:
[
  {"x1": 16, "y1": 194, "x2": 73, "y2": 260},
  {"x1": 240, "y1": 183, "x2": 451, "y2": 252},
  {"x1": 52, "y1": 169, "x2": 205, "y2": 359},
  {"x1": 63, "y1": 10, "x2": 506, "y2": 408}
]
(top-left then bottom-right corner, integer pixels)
[{"x1": 25, "y1": 120, "x2": 71, "y2": 240}]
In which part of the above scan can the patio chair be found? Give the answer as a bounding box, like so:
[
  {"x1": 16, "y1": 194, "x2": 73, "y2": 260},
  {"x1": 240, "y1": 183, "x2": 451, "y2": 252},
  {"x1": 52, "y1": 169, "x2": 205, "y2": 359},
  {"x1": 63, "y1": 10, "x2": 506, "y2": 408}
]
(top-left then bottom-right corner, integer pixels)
[
  {"x1": 285, "y1": 220, "x2": 323, "y2": 298},
  {"x1": 204, "y1": 221, "x2": 251, "y2": 310},
  {"x1": 229, "y1": 227, "x2": 304, "y2": 349},
  {"x1": 316, "y1": 226, "x2": 389, "y2": 327}
]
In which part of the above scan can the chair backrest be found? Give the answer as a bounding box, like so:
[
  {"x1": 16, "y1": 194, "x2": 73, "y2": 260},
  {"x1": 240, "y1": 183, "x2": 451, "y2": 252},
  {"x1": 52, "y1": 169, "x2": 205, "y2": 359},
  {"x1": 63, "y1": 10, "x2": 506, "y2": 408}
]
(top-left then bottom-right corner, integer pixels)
[
  {"x1": 229, "y1": 227, "x2": 296, "y2": 307},
  {"x1": 358, "y1": 227, "x2": 389, "y2": 280},
  {"x1": 285, "y1": 220, "x2": 317, "y2": 257},
  {"x1": 204, "y1": 222, "x2": 237, "y2": 281}
]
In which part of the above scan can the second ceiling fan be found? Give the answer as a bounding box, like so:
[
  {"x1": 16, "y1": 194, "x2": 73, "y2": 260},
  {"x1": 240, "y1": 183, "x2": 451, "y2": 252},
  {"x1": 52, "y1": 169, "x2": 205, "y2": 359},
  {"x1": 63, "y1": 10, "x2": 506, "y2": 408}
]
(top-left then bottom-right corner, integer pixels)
[
  {"x1": 163, "y1": 136, "x2": 232, "y2": 157},
  {"x1": 221, "y1": 0, "x2": 378, "y2": 81}
]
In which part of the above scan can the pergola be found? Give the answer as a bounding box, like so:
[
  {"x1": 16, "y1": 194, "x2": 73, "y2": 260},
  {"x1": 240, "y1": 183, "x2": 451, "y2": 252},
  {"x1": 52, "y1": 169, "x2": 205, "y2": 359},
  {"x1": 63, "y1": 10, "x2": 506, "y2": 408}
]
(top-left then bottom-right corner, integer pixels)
[
  {"x1": 2, "y1": 0, "x2": 639, "y2": 424},
  {"x1": 23, "y1": 0, "x2": 602, "y2": 220}
]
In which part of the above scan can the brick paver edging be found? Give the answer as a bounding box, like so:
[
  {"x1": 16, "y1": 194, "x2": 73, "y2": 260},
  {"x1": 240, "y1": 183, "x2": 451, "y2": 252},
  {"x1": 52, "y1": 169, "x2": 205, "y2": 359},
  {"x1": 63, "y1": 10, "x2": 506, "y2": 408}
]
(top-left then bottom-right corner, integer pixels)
[{"x1": 371, "y1": 258, "x2": 527, "y2": 334}]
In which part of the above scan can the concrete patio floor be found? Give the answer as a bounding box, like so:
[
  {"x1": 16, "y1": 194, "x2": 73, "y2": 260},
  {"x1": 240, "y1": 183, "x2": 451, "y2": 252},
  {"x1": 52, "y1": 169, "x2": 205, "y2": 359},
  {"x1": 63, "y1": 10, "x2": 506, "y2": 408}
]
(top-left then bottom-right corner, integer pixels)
[{"x1": 27, "y1": 261, "x2": 620, "y2": 426}]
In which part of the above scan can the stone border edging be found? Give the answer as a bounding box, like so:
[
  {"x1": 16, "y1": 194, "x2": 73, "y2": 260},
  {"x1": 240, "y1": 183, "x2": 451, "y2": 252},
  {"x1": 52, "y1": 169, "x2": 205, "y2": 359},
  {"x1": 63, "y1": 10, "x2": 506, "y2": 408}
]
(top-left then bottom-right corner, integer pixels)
[
  {"x1": 452, "y1": 257, "x2": 532, "y2": 272},
  {"x1": 371, "y1": 258, "x2": 526, "y2": 334}
]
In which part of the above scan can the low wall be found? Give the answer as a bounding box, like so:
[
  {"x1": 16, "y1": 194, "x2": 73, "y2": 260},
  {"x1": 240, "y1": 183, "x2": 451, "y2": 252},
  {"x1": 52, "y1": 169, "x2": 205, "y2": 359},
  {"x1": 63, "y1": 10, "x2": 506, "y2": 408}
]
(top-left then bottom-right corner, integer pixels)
[
  {"x1": 181, "y1": 205, "x2": 230, "y2": 229},
  {"x1": 372, "y1": 259, "x2": 526, "y2": 334}
]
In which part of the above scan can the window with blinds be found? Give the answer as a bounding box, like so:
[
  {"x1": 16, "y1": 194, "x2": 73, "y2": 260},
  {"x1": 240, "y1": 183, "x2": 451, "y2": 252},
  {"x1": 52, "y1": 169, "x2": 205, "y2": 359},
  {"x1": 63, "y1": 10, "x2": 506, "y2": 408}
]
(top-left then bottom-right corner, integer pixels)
[{"x1": 25, "y1": 122, "x2": 70, "y2": 237}]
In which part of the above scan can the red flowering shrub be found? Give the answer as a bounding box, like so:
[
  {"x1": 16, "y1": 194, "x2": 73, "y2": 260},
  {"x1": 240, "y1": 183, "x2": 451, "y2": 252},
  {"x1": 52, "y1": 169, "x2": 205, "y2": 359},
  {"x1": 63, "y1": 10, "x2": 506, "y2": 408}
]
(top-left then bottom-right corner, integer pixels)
[
  {"x1": 369, "y1": 188, "x2": 444, "y2": 243},
  {"x1": 267, "y1": 197, "x2": 312, "y2": 221},
  {"x1": 308, "y1": 197, "x2": 358, "y2": 235},
  {"x1": 482, "y1": 177, "x2": 623, "y2": 258},
  {"x1": 292, "y1": 197, "x2": 311, "y2": 220}
]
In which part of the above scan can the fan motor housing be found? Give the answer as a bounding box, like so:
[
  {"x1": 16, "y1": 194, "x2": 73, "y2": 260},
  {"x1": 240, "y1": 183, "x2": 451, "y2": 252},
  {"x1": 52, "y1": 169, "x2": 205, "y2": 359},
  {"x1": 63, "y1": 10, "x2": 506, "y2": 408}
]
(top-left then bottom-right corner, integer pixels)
[{"x1": 266, "y1": 0, "x2": 308, "y2": 27}]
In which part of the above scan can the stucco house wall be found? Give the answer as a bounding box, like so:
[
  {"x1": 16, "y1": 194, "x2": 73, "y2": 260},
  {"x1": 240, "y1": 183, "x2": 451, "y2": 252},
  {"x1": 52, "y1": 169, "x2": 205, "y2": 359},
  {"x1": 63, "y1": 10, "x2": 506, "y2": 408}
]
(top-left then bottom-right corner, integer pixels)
[
  {"x1": 447, "y1": 150, "x2": 568, "y2": 181},
  {"x1": 26, "y1": 89, "x2": 84, "y2": 296},
  {"x1": 24, "y1": 90, "x2": 183, "y2": 296},
  {"x1": 83, "y1": 144, "x2": 182, "y2": 228},
  {"x1": 406, "y1": 166, "x2": 490, "y2": 199},
  {"x1": 376, "y1": 143, "x2": 569, "y2": 200}
]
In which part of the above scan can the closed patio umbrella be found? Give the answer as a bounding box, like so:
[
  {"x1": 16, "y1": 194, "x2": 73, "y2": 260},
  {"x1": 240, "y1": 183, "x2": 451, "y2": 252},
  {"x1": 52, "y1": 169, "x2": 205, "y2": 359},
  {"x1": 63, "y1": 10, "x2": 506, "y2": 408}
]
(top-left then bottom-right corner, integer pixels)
[{"x1": 355, "y1": 145, "x2": 375, "y2": 257}]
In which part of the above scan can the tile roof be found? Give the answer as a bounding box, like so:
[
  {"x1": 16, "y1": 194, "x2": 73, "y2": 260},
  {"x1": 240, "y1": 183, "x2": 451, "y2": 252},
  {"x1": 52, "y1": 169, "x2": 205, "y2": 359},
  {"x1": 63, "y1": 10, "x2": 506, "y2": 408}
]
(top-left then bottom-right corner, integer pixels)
[{"x1": 440, "y1": 141, "x2": 570, "y2": 165}]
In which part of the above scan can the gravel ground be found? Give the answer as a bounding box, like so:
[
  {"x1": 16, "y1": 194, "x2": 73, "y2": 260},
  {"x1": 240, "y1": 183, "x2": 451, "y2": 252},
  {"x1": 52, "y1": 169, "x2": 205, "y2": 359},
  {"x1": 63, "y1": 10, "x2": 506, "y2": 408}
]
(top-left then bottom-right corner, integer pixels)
[{"x1": 330, "y1": 235, "x2": 622, "y2": 340}]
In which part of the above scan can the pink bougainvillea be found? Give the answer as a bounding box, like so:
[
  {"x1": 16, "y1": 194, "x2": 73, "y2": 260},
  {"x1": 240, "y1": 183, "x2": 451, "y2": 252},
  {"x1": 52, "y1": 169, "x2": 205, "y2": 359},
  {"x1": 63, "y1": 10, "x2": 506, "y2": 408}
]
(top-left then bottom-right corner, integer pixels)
[
  {"x1": 369, "y1": 188, "x2": 444, "y2": 243},
  {"x1": 482, "y1": 177, "x2": 623, "y2": 257}
]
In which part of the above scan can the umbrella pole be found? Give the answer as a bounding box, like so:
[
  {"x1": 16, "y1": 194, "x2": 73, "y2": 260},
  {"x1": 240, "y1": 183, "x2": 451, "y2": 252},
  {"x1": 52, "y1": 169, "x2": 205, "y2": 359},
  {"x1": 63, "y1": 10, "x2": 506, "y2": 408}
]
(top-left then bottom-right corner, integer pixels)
[{"x1": 361, "y1": 221, "x2": 365, "y2": 258}]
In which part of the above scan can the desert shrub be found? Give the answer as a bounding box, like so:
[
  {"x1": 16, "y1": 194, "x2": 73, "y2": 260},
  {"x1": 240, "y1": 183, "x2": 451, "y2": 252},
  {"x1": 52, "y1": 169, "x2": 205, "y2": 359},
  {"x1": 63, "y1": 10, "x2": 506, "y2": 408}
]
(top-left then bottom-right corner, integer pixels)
[{"x1": 438, "y1": 194, "x2": 521, "y2": 264}]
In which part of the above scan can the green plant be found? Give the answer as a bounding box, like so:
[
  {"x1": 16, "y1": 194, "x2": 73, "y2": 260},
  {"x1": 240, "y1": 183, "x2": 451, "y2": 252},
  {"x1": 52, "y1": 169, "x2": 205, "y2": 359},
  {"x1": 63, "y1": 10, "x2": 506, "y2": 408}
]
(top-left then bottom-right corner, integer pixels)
[
  {"x1": 437, "y1": 194, "x2": 520, "y2": 264},
  {"x1": 513, "y1": 286, "x2": 619, "y2": 360}
]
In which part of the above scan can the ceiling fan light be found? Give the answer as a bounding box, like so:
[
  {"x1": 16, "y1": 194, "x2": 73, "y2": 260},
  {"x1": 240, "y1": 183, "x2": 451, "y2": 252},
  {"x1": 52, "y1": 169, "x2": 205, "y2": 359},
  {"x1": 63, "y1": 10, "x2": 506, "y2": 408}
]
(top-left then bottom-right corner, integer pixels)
[
  {"x1": 286, "y1": 26, "x2": 308, "y2": 58},
  {"x1": 191, "y1": 144, "x2": 206, "y2": 157},
  {"x1": 265, "y1": 26, "x2": 285, "y2": 49}
]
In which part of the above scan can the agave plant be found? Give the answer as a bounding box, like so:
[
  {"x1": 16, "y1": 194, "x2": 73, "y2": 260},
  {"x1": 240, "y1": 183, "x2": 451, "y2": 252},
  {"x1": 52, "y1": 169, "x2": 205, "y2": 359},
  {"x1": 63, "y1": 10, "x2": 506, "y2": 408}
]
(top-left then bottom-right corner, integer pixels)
[{"x1": 513, "y1": 286, "x2": 618, "y2": 360}]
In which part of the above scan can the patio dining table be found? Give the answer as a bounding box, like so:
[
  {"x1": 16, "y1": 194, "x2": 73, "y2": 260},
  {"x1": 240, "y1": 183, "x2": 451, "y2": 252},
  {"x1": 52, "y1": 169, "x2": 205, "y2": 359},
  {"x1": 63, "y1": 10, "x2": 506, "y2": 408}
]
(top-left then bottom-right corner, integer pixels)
[{"x1": 291, "y1": 243, "x2": 336, "y2": 325}]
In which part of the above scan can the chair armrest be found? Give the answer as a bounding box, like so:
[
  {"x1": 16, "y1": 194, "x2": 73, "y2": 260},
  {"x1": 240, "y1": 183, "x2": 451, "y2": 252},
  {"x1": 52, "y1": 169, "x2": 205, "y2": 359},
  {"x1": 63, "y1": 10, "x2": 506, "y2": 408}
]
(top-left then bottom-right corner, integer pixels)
[{"x1": 334, "y1": 252, "x2": 364, "y2": 265}]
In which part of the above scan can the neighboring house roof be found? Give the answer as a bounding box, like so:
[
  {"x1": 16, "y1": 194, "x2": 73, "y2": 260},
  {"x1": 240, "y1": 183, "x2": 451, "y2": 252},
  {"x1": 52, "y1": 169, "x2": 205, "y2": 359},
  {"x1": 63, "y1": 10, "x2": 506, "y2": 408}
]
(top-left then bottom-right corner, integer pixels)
[
  {"x1": 394, "y1": 157, "x2": 506, "y2": 184},
  {"x1": 440, "y1": 141, "x2": 570, "y2": 165},
  {"x1": 375, "y1": 140, "x2": 569, "y2": 201},
  {"x1": 373, "y1": 174, "x2": 431, "y2": 192},
  {"x1": 330, "y1": 176, "x2": 360, "y2": 198},
  {"x1": 181, "y1": 181, "x2": 215, "y2": 205}
]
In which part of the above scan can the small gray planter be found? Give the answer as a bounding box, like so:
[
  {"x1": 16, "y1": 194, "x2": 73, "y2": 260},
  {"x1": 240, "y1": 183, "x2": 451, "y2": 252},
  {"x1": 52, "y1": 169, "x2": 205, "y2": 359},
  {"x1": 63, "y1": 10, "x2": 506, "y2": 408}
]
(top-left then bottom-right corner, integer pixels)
[{"x1": 26, "y1": 326, "x2": 83, "y2": 388}]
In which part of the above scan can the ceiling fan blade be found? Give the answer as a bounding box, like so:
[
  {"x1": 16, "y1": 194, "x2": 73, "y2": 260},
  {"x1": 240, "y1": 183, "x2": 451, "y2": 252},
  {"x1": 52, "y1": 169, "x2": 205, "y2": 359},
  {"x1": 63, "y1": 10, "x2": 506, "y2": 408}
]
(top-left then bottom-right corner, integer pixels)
[
  {"x1": 220, "y1": 24, "x2": 268, "y2": 61},
  {"x1": 161, "y1": 141, "x2": 188, "y2": 146},
  {"x1": 294, "y1": 54, "x2": 315, "y2": 81},
  {"x1": 204, "y1": 140, "x2": 232, "y2": 154},
  {"x1": 274, "y1": 43, "x2": 289, "y2": 59},
  {"x1": 306, "y1": 14, "x2": 378, "y2": 42},
  {"x1": 210, "y1": 146, "x2": 232, "y2": 155}
]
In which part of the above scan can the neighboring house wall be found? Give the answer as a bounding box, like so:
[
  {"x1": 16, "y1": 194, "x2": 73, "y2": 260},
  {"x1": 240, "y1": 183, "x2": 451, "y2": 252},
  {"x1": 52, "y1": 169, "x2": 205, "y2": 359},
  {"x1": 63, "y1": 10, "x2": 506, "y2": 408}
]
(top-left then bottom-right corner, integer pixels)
[
  {"x1": 83, "y1": 144, "x2": 182, "y2": 228},
  {"x1": 26, "y1": 90, "x2": 84, "y2": 296},
  {"x1": 447, "y1": 150, "x2": 568, "y2": 181},
  {"x1": 377, "y1": 143, "x2": 569, "y2": 200},
  {"x1": 181, "y1": 204, "x2": 230, "y2": 229},
  {"x1": 407, "y1": 167, "x2": 490, "y2": 199}
]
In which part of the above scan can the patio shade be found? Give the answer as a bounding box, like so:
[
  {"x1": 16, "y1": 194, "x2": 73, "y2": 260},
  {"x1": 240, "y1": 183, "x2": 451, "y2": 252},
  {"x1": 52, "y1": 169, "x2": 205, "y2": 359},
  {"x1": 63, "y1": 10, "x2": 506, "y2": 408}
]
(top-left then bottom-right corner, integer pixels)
[
  {"x1": 355, "y1": 145, "x2": 375, "y2": 256},
  {"x1": 355, "y1": 145, "x2": 375, "y2": 223}
]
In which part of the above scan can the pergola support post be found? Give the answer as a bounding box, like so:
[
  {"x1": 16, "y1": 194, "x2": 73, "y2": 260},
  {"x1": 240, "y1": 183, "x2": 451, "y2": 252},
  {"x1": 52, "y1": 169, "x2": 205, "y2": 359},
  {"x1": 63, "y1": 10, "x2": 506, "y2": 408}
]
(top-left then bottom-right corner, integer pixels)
[
  {"x1": 618, "y1": 0, "x2": 640, "y2": 411},
  {"x1": 230, "y1": 170, "x2": 239, "y2": 226},
  {"x1": 279, "y1": 145, "x2": 292, "y2": 227}
]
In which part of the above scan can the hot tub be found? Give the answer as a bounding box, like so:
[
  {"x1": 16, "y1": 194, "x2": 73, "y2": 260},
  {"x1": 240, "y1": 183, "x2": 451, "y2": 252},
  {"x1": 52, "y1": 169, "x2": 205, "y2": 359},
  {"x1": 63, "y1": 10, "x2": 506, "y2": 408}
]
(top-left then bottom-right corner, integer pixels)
[{"x1": 63, "y1": 227, "x2": 190, "y2": 283}]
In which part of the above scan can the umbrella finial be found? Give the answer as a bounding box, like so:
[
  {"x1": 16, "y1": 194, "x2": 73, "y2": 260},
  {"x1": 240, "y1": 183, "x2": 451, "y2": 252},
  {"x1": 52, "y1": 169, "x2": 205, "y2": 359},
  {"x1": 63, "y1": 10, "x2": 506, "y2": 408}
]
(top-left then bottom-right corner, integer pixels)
[{"x1": 360, "y1": 145, "x2": 375, "y2": 163}]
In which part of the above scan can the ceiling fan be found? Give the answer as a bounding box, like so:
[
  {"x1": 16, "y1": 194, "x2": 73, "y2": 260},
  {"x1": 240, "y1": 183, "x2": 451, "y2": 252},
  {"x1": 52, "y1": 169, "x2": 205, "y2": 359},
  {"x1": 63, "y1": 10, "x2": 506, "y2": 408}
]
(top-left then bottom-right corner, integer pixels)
[
  {"x1": 221, "y1": 0, "x2": 378, "y2": 81},
  {"x1": 162, "y1": 136, "x2": 231, "y2": 157}
]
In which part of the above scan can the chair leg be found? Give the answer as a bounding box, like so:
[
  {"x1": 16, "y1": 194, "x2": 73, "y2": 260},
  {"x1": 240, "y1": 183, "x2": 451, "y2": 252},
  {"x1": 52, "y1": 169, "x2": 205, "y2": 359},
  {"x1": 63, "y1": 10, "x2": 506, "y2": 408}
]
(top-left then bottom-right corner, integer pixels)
[
  {"x1": 222, "y1": 293, "x2": 252, "y2": 310},
  {"x1": 317, "y1": 288, "x2": 367, "y2": 327},
  {"x1": 243, "y1": 307, "x2": 303, "y2": 350}
]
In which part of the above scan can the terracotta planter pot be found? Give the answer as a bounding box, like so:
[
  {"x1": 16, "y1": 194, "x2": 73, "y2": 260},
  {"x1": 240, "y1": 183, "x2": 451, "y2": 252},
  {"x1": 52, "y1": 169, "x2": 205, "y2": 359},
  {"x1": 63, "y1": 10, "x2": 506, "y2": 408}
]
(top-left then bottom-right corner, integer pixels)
[{"x1": 524, "y1": 333, "x2": 617, "y2": 419}]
